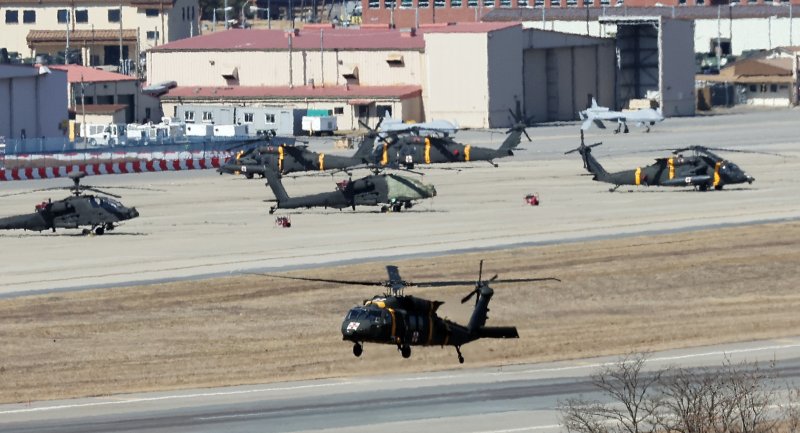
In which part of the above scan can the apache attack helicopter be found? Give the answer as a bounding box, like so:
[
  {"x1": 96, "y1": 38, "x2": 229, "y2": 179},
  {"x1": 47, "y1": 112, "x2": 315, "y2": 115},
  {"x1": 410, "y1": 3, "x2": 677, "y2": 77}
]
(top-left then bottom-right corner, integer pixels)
[
  {"x1": 265, "y1": 262, "x2": 559, "y2": 363},
  {"x1": 372, "y1": 108, "x2": 533, "y2": 169},
  {"x1": 218, "y1": 131, "x2": 376, "y2": 179},
  {"x1": 0, "y1": 171, "x2": 140, "y2": 235},
  {"x1": 566, "y1": 131, "x2": 757, "y2": 192},
  {"x1": 263, "y1": 167, "x2": 436, "y2": 214}
]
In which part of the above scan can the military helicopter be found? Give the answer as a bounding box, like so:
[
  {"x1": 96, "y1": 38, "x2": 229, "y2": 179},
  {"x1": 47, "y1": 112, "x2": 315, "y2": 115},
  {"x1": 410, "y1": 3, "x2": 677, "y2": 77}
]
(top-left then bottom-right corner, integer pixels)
[
  {"x1": 263, "y1": 166, "x2": 436, "y2": 214},
  {"x1": 372, "y1": 108, "x2": 533, "y2": 169},
  {"x1": 218, "y1": 131, "x2": 376, "y2": 179},
  {"x1": 265, "y1": 262, "x2": 559, "y2": 363},
  {"x1": 566, "y1": 131, "x2": 757, "y2": 192},
  {"x1": 0, "y1": 171, "x2": 140, "y2": 235}
]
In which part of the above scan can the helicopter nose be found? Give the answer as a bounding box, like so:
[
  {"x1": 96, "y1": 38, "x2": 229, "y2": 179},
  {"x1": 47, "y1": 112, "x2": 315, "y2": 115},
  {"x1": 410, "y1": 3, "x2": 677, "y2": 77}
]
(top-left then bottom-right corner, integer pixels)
[
  {"x1": 747, "y1": 175, "x2": 754, "y2": 184},
  {"x1": 129, "y1": 207, "x2": 140, "y2": 219},
  {"x1": 428, "y1": 185, "x2": 437, "y2": 197}
]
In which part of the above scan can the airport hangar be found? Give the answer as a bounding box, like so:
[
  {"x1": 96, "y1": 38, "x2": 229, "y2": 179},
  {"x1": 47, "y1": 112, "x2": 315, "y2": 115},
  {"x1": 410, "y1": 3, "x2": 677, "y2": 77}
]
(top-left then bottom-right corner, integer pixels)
[{"x1": 147, "y1": 22, "x2": 625, "y2": 130}]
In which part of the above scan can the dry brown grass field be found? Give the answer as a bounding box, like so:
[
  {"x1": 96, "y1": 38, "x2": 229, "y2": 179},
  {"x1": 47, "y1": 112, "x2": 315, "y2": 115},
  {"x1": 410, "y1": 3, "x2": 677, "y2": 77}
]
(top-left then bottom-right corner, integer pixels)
[{"x1": 1, "y1": 221, "x2": 798, "y2": 404}]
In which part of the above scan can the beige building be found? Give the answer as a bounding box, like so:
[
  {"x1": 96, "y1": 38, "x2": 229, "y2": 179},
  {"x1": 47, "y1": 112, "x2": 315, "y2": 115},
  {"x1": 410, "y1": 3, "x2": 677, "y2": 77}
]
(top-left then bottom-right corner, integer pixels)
[
  {"x1": 148, "y1": 23, "x2": 616, "y2": 130},
  {"x1": 0, "y1": 0, "x2": 199, "y2": 67}
]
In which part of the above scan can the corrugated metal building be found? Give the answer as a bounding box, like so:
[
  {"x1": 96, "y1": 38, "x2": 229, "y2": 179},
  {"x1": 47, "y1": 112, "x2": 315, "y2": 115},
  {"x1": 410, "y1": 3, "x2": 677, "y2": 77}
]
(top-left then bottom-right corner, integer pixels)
[
  {"x1": 147, "y1": 22, "x2": 617, "y2": 129},
  {"x1": 0, "y1": 64, "x2": 68, "y2": 139}
]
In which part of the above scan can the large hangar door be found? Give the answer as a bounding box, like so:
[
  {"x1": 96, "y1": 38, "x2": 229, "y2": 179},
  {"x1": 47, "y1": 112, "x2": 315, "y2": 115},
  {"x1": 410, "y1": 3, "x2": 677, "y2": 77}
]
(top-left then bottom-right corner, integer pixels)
[{"x1": 615, "y1": 22, "x2": 659, "y2": 109}]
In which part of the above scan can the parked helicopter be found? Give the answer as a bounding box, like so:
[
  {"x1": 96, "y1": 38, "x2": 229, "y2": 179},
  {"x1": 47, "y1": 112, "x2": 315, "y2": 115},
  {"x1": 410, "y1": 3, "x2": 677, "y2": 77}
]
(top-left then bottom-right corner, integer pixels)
[
  {"x1": 0, "y1": 171, "x2": 140, "y2": 235},
  {"x1": 218, "y1": 131, "x2": 376, "y2": 178},
  {"x1": 372, "y1": 108, "x2": 533, "y2": 169},
  {"x1": 579, "y1": 98, "x2": 664, "y2": 133},
  {"x1": 263, "y1": 167, "x2": 436, "y2": 214},
  {"x1": 566, "y1": 132, "x2": 757, "y2": 192},
  {"x1": 264, "y1": 262, "x2": 559, "y2": 363}
]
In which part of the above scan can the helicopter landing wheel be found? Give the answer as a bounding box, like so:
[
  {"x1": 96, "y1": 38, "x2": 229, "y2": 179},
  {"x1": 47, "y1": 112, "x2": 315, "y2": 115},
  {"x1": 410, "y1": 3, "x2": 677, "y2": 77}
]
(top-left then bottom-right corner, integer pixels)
[
  {"x1": 245, "y1": 172, "x2": 254, "y2": 179},
  {"x1": 94, "y1": 226, "x2": 105, "y2": 235},
  {"x1": 392, "y1": 204, "x2": 402, "y2": 212},
  {"x1": 380, "y1": 206, "x2": 389, "y2": 213},
  {"x1": 353, "y1": 343, "x2": 363, "y2": 357},
  {"x1": 715, "y1": 185, "x2": 724, "y2": 191},
  {"x1": 82, "y1": 228, "x2": 91, "y2": 236},
  {"x1": 105, "y1": 223, "x2": 115, "y2": 231},
  {"x1": 400, "y1": 345, "x2": 411, "y2": 359},
  {"x1": 455, "y1": 346, "x2": 464, "y2": 364}
]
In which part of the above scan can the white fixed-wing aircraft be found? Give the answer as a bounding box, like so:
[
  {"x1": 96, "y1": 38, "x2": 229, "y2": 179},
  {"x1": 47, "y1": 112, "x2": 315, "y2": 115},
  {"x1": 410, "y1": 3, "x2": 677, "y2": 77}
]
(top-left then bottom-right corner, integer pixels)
[{"x1": 579, "y1": 98, "x2": 664, "y2": 133}]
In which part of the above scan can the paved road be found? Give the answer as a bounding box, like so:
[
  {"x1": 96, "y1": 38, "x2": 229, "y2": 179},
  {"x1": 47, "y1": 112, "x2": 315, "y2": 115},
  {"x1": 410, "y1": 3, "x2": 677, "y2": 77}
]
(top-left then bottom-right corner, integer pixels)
[
  {"x1": 2, "y1": 337, "x2": 800, "y2": 433},
  {"x1": 0, "y1": 109, "x2": 798, "y2": 296}
]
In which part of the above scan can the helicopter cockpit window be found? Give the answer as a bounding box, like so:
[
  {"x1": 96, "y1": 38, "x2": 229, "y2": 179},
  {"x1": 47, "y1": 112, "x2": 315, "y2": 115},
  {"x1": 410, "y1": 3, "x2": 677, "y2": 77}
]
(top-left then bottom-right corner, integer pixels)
[{"x1": 89, "y1": 197, "x2": 100, "y2": 207}]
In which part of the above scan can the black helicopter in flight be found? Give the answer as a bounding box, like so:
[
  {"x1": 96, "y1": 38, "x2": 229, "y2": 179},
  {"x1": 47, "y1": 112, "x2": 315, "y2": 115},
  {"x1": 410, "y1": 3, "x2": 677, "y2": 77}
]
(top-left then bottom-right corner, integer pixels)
[
  {"x1": 0, "y1": 171, "x2": 140, "y2": 235},
  {"x1": 266, "y1": 262, "x2": 559, "y2": 363},
  {"x1": 218, "y1": 133, "x2": 376, "y2": 178},
  {"x1": 263, "y1": 167, "x2": 436, "y2": 214},
  {"x1": 566, "y1": 132, "x2": 757, "y2": 192},
  {"x1": 373, "y1": 109, "x2": 533, "y2": 169}
]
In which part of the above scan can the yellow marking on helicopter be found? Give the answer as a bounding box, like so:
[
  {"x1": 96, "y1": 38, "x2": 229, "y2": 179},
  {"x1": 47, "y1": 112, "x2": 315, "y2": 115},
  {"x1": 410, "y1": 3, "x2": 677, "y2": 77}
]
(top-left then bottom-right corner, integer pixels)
[
  {"x1": 318, "y1": 154, "x2": 325, "y2": 171},
  {"x1": 388, "y1": 308, "x2": 396, "y2": 340},
  {"x1": 668, "y1": 158, "x2": 675, "y2": 180},
  {"x1": 278, "y1": 145, "x2": 285, "y2": 172},
  {"x1": 714, "y1": 161, "x2": 721, "y2": 187},
  {"x1": 424, "y1": 138, "x2": 431, "y2": 164},
  {"x1": 464, "y1": 145, "x2": 471, "y2": 162},
  {"x1": 635, "y1": 167, "x2": 642, "y2": 185},
  {"x1": 381, "y1": 143, "x2": 389, "y2": 166}
]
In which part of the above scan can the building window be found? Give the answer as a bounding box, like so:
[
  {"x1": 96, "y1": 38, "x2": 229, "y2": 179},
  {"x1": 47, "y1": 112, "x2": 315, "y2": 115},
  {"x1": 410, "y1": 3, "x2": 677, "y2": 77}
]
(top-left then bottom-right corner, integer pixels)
[
  {"x1": 434, "y1": 0, "x2": 445, "y2": 7},
  {"x1": 376, "y1": 105, "x2": 392, "y2": 118},
  {"x1": 401, "y1": 0, "x2": 413, "y2": 8},
  {"x1": 535, "y1": 0, "x2": 544, "y2": 5},
  {"x1": 334, "y1": 107, "x2": 344, "y2": 115},
  {"x1": 369, "y1": 0, "x2": 380, "y2": 7},
  {"x1": 483, "y1": 0, "x2": 494, "y2": 7},
  {"x1": 243, "y1": 112, "x2": 254, "y2": 123},
  {"x1": 145, "y1": 8, "x2": 159, "y2": 16},
  {"x1": 202, "y1": 111, "x2": 213, "y2": 122},
  {"x1": 500, "y1": 0, "x2": 511, "y2": 6},
  {"x1": 57, "y1": 9, "x2": 68, "y2": 23},
  {"x1": 385, "y1": 0, "x2": 397, "y2": 7},
  {"x1": 550, "y1": 0, "x2": 560, "y2": 6},
  {"x1": 600, "y1": 0, "x2": 609, "y2": 5},
  {"x1": 695, "y1": 0, "x2": 703, "y2": 4},
  {"x1": 451, "y1": 0, "x2": 462, "y2": 6},
  {"x1": 419, "y1": 0, "x2": 430, "y2": 7},
  {"x1": 770, "y1": 84, "x2": 778, "y2": 93},
  {"x1": 748, "y1": 85, "x2": 757, "y2": 92},
  {"x1": 566, "y1": 0, "x2": 577, "y2": 5},
  {"x1": 184, "y1": 111, "x2": 195, "y2": 122},
  {"x1": 265, "y1": 113, "x2": 275, "y2": 123},
  {"x1": 75, "y1": 9, "x2": 88, "y2": 23},
  {"x1": 146, "y1": 31, "x2": 159, "y2": 40},
  {"x1": 22, "y1": 10, "x2": 35, "y2": 23},
  {"x1": 468, "y1": 0, "x2": 478, "y2": 7},
  {"x1": 5, "y1": 10, "x2": 19, "y2": 24},
  {"x1": 517, "y1": 0, "x2": 528, "y2": 5},
  {"x1": 108, "y1": 9, "x2": 121, "y2": 22}
]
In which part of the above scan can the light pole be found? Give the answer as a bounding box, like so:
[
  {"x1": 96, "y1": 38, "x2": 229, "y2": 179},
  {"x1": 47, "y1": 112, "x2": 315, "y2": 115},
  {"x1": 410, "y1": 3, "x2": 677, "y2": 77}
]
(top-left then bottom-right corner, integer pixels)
[
  {"x1": 250, "y1": 4, "x2": 269, "y2": 28},
  {"x1": 774, "y1": 0, "x2": 794, "y2": 46},
  {"x1": 212, "y1": 6, "x2": 233, "y2": 31}
]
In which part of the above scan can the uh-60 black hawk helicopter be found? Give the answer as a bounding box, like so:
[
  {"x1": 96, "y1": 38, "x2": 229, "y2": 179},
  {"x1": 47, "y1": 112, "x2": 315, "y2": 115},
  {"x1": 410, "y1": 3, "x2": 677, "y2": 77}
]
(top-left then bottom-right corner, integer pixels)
[
  {"x1": 263, "y1": 166, "x2": 437, "y2": 214},
  {"x1": 371, "y1": 108, "x2": 534, "y2": 169},
  {"x1": 566, "y1": 131, "x2": 758, "y2": 192},
  {"x1": 266, "y1": 262, "x2": 559, "y2": 363},
  {"x1": 218, "y1": 131, "x2": 376, "y2": 178},
  {"x1": 0, "y1": 171, "x2": 140, "y2": 235}
]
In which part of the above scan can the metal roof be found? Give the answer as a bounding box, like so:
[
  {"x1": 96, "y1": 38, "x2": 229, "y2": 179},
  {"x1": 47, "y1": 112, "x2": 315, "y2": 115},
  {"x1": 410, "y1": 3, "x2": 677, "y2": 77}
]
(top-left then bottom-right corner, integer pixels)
[
  {"x1": 49, "y1": 64, "x2": 138, "y2": 83},
  {"x1": 27, "y1": 29, "x2": 138, "y2": 45},
  {"x1": 151, "y1": 23, "x2": 520, "y2": 52},
  {"x1": 483, "y1": 4, "x2": 799, "y2": 22}
]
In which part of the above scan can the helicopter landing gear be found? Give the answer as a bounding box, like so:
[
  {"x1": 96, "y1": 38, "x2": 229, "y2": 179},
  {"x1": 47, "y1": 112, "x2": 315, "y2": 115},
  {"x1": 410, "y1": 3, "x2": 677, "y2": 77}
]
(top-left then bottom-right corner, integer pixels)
[
  {"x1": 404, "y1": 201, "x2": 413, "y2": 209},
  {"x1": 455, "y1": 346, "x2": 464, "y2": 364},
  {"x1": 609, "y1": 184, "x2": 621, "y2": 193},
  {"x1": 105, "y1": 223, "x2": 115, "y2": 231},
  {"x1": 714, "y1": 185, "x2": 724, "y2": 191},
  {"x1": 699, "y1": 184, "x2": 709, "y2": 192},
  {"x1": 380, "y1": 205, "x2": 389, "y2": 213},
  {"x1": 399, "y1": 344, "x2": 411, "y2": 359},
  {"x1": 392, "y1": 204, "x2": 402, "y2": 212},
  {"x1": 353, "y1": 342, "x2": 363, "y2": 357},
  {"x1": 81, "y1": 228, "x2": 91, "y2": 235},
  {"x1": 94, "y1": 226, "x2": 105, "y2": 235}
]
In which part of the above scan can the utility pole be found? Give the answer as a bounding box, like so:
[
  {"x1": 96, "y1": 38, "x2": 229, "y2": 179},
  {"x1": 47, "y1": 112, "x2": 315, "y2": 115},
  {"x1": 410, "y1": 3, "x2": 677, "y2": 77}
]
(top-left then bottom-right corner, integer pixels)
[{"x1": 119, "y1": 2, "x2": 124, "y2": 72}]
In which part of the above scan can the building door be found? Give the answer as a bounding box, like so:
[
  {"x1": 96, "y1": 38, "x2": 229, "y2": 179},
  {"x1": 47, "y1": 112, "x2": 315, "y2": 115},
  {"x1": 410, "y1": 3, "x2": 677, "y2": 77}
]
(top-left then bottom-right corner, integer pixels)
[{"x1": 103, "y1": 45, "x2": 129, "y2": 66}]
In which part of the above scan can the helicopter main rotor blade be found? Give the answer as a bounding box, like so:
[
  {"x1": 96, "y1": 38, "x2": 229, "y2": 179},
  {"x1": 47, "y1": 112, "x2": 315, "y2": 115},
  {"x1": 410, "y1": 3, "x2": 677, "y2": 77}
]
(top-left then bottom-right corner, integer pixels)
[
  {"x1": 414, "y1": 277, "x2": 561, "y2": 288},
  {"x1": 260, "y1": 273, "x2": 387, "y2": 287},
  {"x1": 82, "y1": 187, "x2": 122, "y2": 198}
]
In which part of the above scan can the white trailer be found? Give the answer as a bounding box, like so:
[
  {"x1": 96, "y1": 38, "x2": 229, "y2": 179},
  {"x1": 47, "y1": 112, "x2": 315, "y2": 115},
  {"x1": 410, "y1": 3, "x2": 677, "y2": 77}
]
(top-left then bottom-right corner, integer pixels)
[{"x1": 301, "y1": 116, "x2": 337, "y2": 136}]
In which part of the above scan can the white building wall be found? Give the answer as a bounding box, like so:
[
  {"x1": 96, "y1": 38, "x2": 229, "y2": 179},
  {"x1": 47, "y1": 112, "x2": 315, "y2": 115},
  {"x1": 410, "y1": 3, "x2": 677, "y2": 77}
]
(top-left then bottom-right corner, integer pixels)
[
  {"x1": 423, "y1": 32, "x2": 490, "y2": 128},
  {"x1": 0, "y1": 66, "x2": 68, "y2": 139},
  {"x1": 148, "y1": 48, "x2": 424, "y2": 88}
]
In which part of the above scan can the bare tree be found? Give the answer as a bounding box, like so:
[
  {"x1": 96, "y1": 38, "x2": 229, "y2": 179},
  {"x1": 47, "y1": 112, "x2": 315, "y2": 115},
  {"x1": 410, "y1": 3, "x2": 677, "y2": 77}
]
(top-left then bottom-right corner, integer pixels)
[{"x1": 559, "y1": 353, "x2": 663, "y2": 433}]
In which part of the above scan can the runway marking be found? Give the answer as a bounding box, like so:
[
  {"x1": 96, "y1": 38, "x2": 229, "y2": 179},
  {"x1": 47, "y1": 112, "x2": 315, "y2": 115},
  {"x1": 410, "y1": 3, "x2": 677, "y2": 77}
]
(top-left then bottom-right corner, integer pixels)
[{"x1": 2, "y1": 341, "x2": 799, "y2": 416}]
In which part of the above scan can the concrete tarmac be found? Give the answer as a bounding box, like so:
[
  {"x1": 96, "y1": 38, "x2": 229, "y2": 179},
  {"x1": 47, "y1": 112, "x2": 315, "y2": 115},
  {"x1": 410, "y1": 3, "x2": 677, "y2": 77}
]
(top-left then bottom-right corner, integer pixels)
[
  {"x1": 2, "y1": 337, "x2": 800, "y2": 433},
  {"x1": 0, "y1": 108, "x2": 798, "y2": 296}
]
